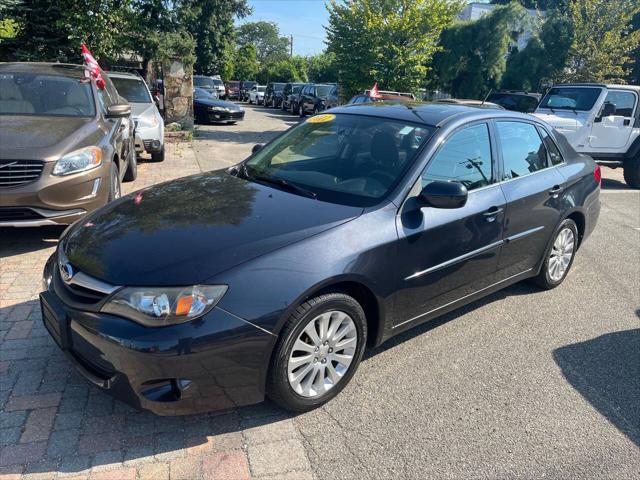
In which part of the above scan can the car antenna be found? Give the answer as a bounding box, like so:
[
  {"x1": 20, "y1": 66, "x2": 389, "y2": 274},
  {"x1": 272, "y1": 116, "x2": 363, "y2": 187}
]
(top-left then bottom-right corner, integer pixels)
[{"x1": 481, "y1": 89, "x2": 493, "y2": 106}]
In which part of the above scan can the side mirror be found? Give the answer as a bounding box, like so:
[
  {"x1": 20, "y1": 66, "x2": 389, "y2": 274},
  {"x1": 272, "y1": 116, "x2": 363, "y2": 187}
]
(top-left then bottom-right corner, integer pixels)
[
  {"x1": 252, "y1": 144, "x2": 264, "y2": 154},
  {"x1": 595, "y1": 102, "x2": 616, "y2": 122},
  {"x1": 106, "y1": 103, "x2": 131, "y2": 118},
  {"x1": 418, "y1": 180, "x2": 468, "y2": 209}
]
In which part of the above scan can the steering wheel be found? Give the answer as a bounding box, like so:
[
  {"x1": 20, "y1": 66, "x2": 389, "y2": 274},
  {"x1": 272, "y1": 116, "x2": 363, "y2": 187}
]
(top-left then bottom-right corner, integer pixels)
[{"x1": 369, "y1": 169, "x2": 396, "y2": 187}]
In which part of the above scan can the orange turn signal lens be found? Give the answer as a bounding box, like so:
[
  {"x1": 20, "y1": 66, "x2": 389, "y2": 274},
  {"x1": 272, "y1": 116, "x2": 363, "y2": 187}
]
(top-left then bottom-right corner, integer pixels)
[{"x1": 175, "y1": 295, "x2": 193, "y2": 316}]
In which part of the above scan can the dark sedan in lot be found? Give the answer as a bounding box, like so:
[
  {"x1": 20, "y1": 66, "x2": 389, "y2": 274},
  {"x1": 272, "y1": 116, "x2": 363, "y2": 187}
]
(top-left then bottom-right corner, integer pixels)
[
  {"x1": 0, "y1": 62, "x2": 135, "y2": 227},
  {"x1": 193, "y1": 88, "x2": 244, "y2": 124},
  {"x1": 41, "y1": 103, "x2": 600, "y2": 415}
]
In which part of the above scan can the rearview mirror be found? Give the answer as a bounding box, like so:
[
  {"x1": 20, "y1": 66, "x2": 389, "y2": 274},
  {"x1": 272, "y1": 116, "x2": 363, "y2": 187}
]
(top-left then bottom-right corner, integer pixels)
[
  {"x1": 106, "y1": 103, "x2": 131, "y2": 118},
  {"x1": 418, "y1": 181, "x2": 468, "y2": 209},
  {"x1": 252, "y1": 144, "x2": 264, "y2": 154}
]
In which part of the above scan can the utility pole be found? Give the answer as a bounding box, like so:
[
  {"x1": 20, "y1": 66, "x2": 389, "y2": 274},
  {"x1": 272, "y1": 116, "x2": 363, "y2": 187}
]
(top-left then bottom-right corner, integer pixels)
[{"x1": 290, "y1": 35, "x2": 293, "y2": 57}]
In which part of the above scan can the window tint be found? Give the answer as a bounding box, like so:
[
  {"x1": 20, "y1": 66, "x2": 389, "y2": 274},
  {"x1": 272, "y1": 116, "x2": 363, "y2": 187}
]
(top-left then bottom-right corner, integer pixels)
[
  {"x1": 603, "y1": 91, "x2": 636, "y2": 117},
  {"x1": 497, "y1": 122, "x2": 547, "y2": 179},
  {"x1": 421, "y1": 123, "x2": 493, "y2": 191},
  {"x1": 539, "y1": 128, "x2": 563, "y2": 166}
]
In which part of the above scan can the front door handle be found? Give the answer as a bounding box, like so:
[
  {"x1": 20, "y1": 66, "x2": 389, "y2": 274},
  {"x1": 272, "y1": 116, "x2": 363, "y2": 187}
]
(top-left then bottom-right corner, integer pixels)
[
  {"x1": 483, "y1": 206, "x2": 503, "y2": 222},
  {"x1": 549, "y1": 185, "x2": 564, "y2": 197},
  {"x1": 624, "y1": 119, "x2": 631, "y2": 126}
]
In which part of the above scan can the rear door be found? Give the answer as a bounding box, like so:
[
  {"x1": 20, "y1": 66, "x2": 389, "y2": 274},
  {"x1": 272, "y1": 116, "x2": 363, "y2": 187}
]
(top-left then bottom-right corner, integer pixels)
[
  {"x1": 589, "y1": 89, "x2": 638, "y2": 150},
  {"x1": 495, "y1": 120, "x2": 566, "y2": 278}
]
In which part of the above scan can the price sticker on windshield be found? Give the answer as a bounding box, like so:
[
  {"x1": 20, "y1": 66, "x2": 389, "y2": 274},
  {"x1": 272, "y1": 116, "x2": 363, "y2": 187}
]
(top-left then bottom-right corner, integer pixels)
[{"x1": 307, "y1": 114, "x2": 335, "y2": 124}]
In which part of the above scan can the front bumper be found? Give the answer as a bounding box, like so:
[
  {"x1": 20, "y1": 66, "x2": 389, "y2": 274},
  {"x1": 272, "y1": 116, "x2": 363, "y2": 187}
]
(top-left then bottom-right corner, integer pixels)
[
  {"x1": 0, "y1": 161, "x2": 110, "y2": 227},
  {"x1": 40, "y1": 255, "x2": 276, "y2": 415},
  {"x1": 206, "y1": 110, "x2": 245, "y2": 123},
  {"x1": 134, "y1": 123, "x2": 164, "y2": 154}
]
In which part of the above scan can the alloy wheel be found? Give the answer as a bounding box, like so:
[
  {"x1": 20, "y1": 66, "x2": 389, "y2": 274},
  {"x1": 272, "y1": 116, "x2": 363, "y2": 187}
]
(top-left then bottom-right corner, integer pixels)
[
  {"x1": 548, "y1": 227, "x2": 575, "y2": 282},
  {"x1": 287, "y1": 310, "x2": 358, "y2": 398}
]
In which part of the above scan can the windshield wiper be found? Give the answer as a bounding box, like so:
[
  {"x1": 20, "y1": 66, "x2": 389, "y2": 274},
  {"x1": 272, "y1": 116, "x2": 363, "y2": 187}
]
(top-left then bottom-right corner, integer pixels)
[{"x1": 253, "y1": 174, "x2": 317, "y2": 199}]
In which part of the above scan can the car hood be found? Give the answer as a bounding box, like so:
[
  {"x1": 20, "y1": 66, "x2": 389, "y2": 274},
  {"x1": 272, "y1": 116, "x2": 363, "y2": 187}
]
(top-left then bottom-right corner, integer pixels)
[
  {"x1": 0, "y1": 115, "x2": 99, "y2": 159},
  {"x1": 62, "y1": 170, "x2": 362, "y2": 286},
  {"x1": 130, "y1": 103, "x2": 157, "y2": 119},
  {"x1": 532, "y1": 110, "x2": 590, "y2": 145}
]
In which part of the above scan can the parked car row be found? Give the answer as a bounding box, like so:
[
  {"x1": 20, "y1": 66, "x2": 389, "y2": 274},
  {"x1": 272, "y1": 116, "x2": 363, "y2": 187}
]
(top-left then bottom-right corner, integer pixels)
[
  {"x1": 239, "y1": 81, "x2": 340, "y2": 117},
  {"x1": 0, "y1": 62, "x2": 165, "y2": 227}
]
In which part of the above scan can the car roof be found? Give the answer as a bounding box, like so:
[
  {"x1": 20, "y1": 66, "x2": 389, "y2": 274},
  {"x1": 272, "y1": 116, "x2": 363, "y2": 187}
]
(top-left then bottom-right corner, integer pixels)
[
  {"x1": 106, "y1": 71, "x2": 143, "y2": 80},
  {"x1": 330, "y1": 101, "x2": 535, "y2": 127},
  {"x1": 551, "y1": 83, "x2": 640, "y2": 92},
  {"x1": 0, "y1": 62, "x2": 87, "y2": 79}
]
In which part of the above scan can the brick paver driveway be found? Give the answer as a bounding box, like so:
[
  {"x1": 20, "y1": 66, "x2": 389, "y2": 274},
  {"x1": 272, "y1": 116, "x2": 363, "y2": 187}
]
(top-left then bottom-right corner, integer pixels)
[{"x1": 2, "y1": 105, "x2": 639, "y2": 479}]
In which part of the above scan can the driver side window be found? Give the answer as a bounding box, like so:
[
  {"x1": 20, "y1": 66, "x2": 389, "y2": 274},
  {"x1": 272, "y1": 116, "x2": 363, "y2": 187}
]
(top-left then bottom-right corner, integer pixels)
[{"x1": 421, "y1": 123, "x2": 493, "y2": 191}]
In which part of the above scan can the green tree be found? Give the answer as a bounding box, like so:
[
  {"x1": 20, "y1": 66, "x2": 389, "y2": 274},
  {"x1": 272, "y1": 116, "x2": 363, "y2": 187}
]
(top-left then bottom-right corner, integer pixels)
[
  {"x1": 179, "y1": 0, "x2": 250, "y2": 75},
  {"x1": 233, "y1": 44, "x2": 259, "y2": 80},
  {"x1": 562, "y1": 0, "x2": 640, "y2": 82},
  {"x1": 629, "y1": 12, "x2": 640, "y2": 84},
  {"x1": 502, "y1": 15, "x2": 574, "y2": 90},
  {"x1": 258, "y1": 58, "x2": 303, "y2": 83},
  {"x1": 306, "y1": 52, "x2": 338, "y2": 83},
  {"x1": 491, "y1": 0, "x2": 568, "y2": 10},
  {"x1": 236, "y1": 21, "x2": 290, "y2": 64},
  {"x1": 431, "y1": 2, "x2": 527, "y2": 98},
  {"x1": 326, "y1": 0, "x2": 463, "y2": 97}
]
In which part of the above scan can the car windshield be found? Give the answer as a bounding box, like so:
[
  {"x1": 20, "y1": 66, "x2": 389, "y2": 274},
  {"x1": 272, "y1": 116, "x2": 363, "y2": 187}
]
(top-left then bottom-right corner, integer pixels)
[
  {"x1": 194, "y1": 77, "x2": 214, "y2": 88},
  {"x1": 539, "y1": 87, "x2": 602, "y2": 111},
  {"x1": 212, "y1": 79, "x2": 223, "y2": 86},
  {"x1": 292, "y1": 85, "x2": 302, "y2": 93},
  {"x1": 194, "y1": 88, "x2": 215, "y2": 99},
  {"x1": 487, "y1": 93, "x2": 539, "y2": 113},
  {"x1": 243, "y1": 113, "x2": 434, "y2": 207},
  {"x1": 0, "y1": 73, "x2": 96, "y2": 117},
  {"x1": 228, "y1": 82, "x2": 240, "y2": 88},
  {"x1": 257, "y1": 86, "x2": 266, "y2": 92},
  {"x1": 274, "y1": 83, "x2": 285, "y2": 91},
  {"x1": 317, "y1": 85, "x2": 333, "y2": 97},
  {"x1": 111, "y1": 77, "x2": 151, "y2": 103}
]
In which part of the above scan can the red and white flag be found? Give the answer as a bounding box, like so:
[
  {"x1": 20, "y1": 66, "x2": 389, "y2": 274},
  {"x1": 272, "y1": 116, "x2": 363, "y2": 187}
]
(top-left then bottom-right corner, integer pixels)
[
  {"x1": 369, "y1": 82, "x2": 381, "y2": 99},
  {"x1": 81, "y1": 44, "x2": 105, "y2": 89}
]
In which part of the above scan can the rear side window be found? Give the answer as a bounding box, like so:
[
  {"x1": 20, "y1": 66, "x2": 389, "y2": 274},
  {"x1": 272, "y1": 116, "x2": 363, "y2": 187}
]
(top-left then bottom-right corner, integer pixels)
[
  {"x1": 603, "y1": 91, "x2": 637, "y2": 117},
  {"x1": 538, "y1": 128, "x2": 564, "y2": 166},
  {"x1": 497, "y1": 121, "x2": 547, "y2": 179},
  {"x1": 422, "y1": 123, "x2": 493, "y2": 191}
]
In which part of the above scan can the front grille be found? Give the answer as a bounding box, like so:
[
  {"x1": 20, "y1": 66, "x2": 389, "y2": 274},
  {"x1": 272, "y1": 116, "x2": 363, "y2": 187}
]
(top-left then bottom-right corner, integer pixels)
[
  {"x1": 143, "y1": 140, "x2": 152, "y2": 150},
  {"x1": 0, "y1": 207, "x2": 44, "y2": 222},
  {"x1": 0, "y1": 160, "x2": 45, "y2": 188}
]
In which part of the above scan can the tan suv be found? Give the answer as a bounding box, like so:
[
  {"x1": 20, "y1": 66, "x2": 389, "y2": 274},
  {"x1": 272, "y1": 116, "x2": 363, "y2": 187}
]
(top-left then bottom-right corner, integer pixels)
[{"x1": 0, "y1": 62, "x2": 136, "y2": 227}]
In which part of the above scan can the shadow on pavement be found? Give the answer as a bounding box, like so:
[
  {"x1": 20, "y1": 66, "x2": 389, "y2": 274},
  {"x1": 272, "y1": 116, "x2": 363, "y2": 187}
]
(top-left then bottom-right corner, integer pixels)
[
  {"x1": 553, "y1": 327, "x2": 640, "y2": 447},
  {"x1": 0, "y1": 226, "x2": 65, "y2": 257},
  {"x1": 600, "y1": 177, "x2": 633, "y2": 191}
]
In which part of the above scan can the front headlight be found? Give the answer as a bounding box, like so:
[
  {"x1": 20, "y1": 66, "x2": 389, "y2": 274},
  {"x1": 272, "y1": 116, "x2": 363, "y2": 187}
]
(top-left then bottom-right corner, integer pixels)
[
  {"x1": 53, "y1": 146, "x2": 102, "y2": 176},
  {"x1": 101, "y1": 285, "x2": 227, "y2": 327},
  {"x1": 208, "y1": 106, "x2": 229, "y2": 112},
  {"x1": 137, "y1": 114, "x2": 159, "y2": 128}
]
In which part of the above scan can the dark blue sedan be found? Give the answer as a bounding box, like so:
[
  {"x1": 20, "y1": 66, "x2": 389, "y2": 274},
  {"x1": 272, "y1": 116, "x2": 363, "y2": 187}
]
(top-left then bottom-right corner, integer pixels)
[{"x1": 40, "y1": 103, "x2": 600, "y2": 414}]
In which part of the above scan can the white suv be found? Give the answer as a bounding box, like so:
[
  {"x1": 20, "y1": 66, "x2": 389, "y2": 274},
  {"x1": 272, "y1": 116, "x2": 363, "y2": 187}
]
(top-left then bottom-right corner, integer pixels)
[
  {"x1": 110, "y1": 72, "x2": 165, "y2": 162},
  {"x1": 533, "y1": 83, "x2": 640, "y2": 188}
]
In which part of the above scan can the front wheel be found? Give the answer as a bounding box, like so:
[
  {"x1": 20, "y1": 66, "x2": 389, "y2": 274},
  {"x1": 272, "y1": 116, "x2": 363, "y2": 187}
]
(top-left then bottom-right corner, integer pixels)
[
  {"x1": 151, "y1": 146, "x2": 165, "y2": 162},
  {"x1": 267, "y1": 293, "x2": 367, "y2": 412},
  {"x1": 532, "y1": 218, "x2": 578, "y2": 290},
  {"x1": 298, "y1": 103, "x2": 305, "y2": 118},
  {"x1": 623, "y1": 157, "x2": 640, "y2": 189},
  {"x1": 123, "y1": 149, "x2": 137, "y2": 182},
  {"x1": 108, "y1": 162, "x2": 121, "y2": 202}
]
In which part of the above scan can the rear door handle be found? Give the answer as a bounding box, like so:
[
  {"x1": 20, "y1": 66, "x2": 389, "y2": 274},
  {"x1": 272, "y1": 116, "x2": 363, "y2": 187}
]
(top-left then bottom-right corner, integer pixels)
[{"x1": 483, "y1": 206, "x2": 503, "y2": 222}]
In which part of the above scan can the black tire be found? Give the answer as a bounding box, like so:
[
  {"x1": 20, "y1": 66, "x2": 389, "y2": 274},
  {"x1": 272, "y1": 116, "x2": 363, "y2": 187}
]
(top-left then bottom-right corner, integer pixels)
[
  {"x1": 123, "y1": 149, "x2": 137, "y2": 182},
  {"x1": 151, "y1": 146, "x2": 165, "y2": 163},
  {"x1": 108, "y1": 162, "x2": 121, "y2": 202},
  {"x1": 312, "y1": 105, "x2": 319, "y2": 115},
  {"x1": 282, "y1": 101, "x2": 287, "y2": 111},
  {"x1": 298, "y1": 103, "x2": 305, "y2": 118},
  {"x1": 267, "y1": 293, "x2": 367, "y2": 412},
  {"x1": 623, "y1": 157, "x2": 640, "y2": 189},
  {"x1": 532, "y1": 218, "x2": 579, "y2": 290},
  {"x1": 290, "y1": 102, "x2": 297, "y2": 114}
]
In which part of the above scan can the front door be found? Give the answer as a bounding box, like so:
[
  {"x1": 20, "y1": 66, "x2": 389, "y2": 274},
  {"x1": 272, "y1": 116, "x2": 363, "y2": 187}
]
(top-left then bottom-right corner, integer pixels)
[
  {"x1": 495, "y1": 120, "x2": 566, "y2": 278},
  {"x1": 589, "y1": 89, "x2": 638, "y2": 150},
  {"x1": 394, "y1": 122, "x2": 506, "y2": 327}
]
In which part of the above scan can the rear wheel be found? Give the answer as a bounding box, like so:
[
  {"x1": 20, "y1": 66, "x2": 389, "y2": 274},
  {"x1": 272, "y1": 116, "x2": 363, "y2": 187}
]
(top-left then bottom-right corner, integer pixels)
[
  {"x1": 623, "y1": 157, "x2": 640, "y2": 189},
  {"x1": 298, "y1": 103, "x2": 305, "y2": 117},
  {"x1": 532, "y1": 218, "x2": 578, "y2": 289},
  {"x1": 267, "y1": 293, "x2": 367, "y2": 412}
]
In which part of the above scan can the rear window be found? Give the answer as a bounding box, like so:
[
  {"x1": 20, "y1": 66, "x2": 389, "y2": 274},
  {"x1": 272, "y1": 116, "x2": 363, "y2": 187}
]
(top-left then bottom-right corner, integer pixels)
[
  {"x1": 539, "y1": 87, "x2": 602, "y2": 111},
  {"x1": 488, "y1": 93, "x2": 539, "y2": 113},
  {"x1": 0, "y1": 73, "x2": 96, "y2": 117}
]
